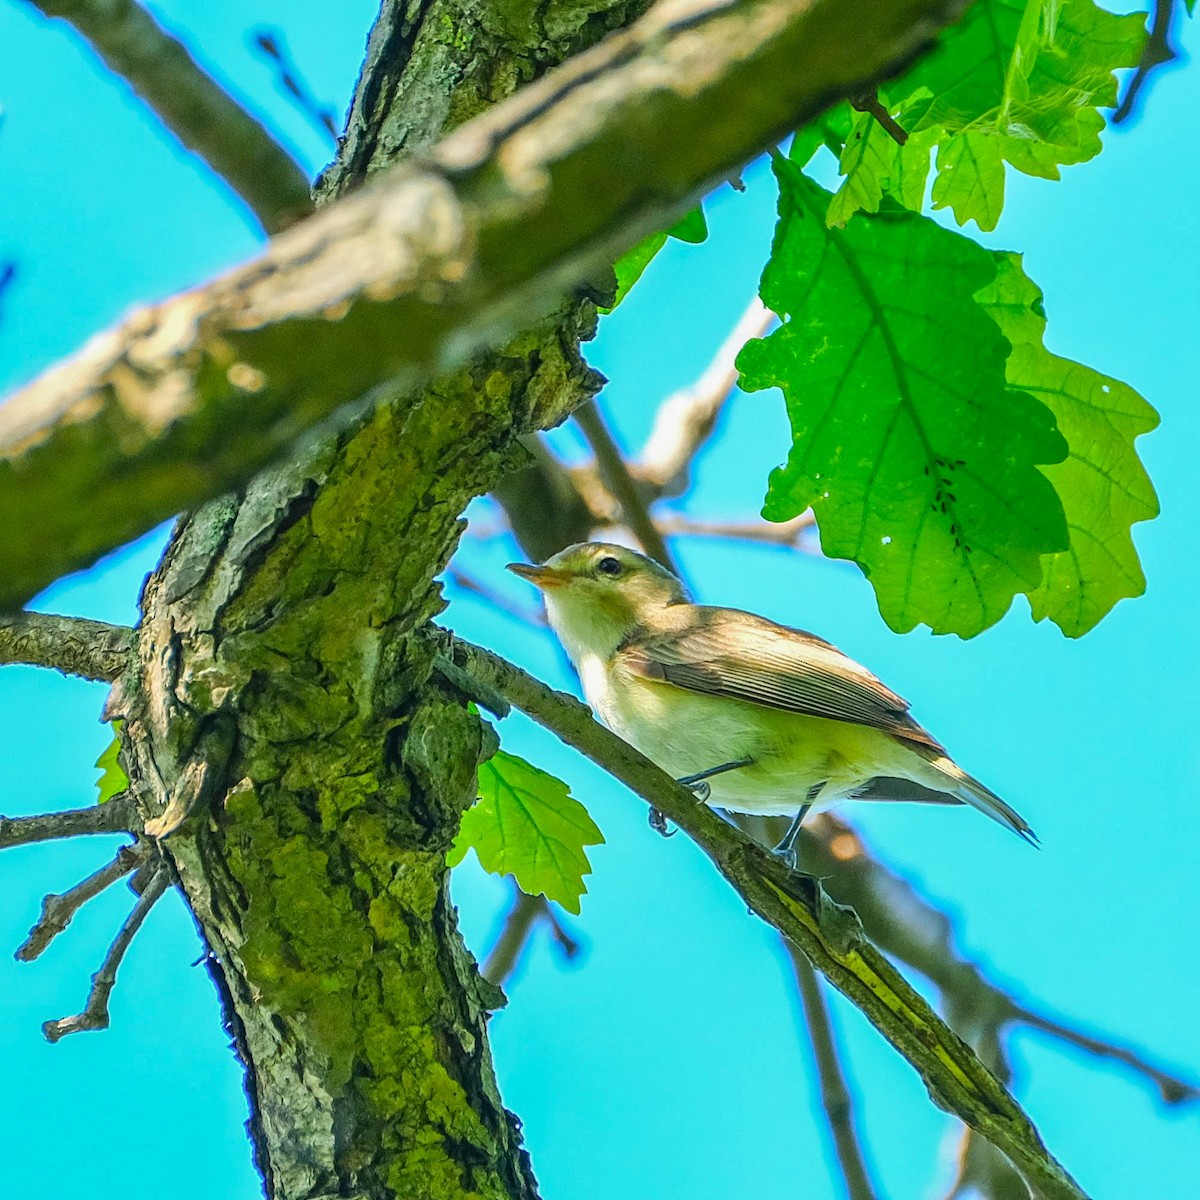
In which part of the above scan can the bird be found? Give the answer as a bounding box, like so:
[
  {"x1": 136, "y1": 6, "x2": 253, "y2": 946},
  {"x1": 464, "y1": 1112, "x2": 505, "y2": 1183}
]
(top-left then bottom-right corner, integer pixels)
[{"x1": 507, "y1": 541, "x2": 1035, "y2": 866}]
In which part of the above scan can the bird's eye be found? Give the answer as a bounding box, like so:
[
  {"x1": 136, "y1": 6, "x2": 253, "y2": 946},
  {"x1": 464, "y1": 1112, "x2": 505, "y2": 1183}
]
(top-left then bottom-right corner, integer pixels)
[{"x1": 596, "y1": 556, "x2": 623, "y2": 577}]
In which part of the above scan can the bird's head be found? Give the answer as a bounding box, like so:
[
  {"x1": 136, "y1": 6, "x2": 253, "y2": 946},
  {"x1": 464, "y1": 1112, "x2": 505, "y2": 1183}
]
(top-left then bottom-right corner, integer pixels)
[{"x1": 507, "y1": 542, "x2": 688, "y2": 662}]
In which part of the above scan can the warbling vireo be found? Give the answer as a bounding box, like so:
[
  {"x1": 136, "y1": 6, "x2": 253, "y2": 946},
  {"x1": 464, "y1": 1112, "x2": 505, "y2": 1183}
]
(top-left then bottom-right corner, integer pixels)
[{"x1": 508, "y1": 542, "x2": 1034, "y2": 865}]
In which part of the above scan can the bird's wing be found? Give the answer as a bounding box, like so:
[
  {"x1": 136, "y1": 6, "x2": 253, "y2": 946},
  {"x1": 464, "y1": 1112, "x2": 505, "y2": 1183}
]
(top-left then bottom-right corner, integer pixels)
[{"x1": 618, "y1": 606, "x2": 943, "y2": 751}]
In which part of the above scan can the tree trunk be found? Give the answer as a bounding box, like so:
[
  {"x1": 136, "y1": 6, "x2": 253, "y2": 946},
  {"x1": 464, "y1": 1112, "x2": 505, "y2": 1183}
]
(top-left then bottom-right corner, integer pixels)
[{"x1": 109, "y1": 1, "x2": 643, "y2": 1194}]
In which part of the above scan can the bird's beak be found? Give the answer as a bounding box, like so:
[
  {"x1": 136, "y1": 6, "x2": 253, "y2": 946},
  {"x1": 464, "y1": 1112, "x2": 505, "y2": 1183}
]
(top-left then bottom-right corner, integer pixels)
[{"x1": 506, "y1": 562, "x2": 572, "y2": 590}]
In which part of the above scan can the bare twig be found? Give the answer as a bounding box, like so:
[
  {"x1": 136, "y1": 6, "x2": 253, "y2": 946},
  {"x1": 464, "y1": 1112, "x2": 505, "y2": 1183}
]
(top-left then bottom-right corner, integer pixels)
[
  {"x1": 250, "y1": 28, "x2": 339, "y2": 146},
  {"x1": 442, "y1": 630, "x2": 1088, "y2": 1200},
  {"x1": 574, "y1": 401, "x2": 678, "y2": 573},
  {"x1": 483, "y1": 885, "x2": 548, "y2": 985},
  {"x1": 1113, "y1": 0, "x2": 1178, "y2": 124},
  {"x1": 0, "y1": 798, "x2": 135, "y2": 850},
  {"x1": 637, "y1": 297, "x2": 776, "y2": 496},
  {"x1": 482, "y1": 882, "x2": 583, "y2": 985},
  {"x1": 43, "y1": 865, "x2": 169, "y2": 1042},
  {"x1": 448, "y1": 568, "x2": 547, "y2": 627},
  {"x1": 790, "y1": 947, "x2": 880, "y2": 1200},
  {"x1": 1017, "y1": 1008, "x2": 1200, "y2": 1106},
  {"x1": 656, "y1": 513, "x2": 816, "y2": 549},
  {"x1": 19, "y1": 0, "x2": 312, "y2": 233},
  {"x1": 0, "y1": 613, "x2": 133, "y2": 681},
  {"x1": 850, "y1": 89, "x2": 909, "y2": 145},
  {"x1": 16, "y1": 843, "x2": 146, "y2": 961}
]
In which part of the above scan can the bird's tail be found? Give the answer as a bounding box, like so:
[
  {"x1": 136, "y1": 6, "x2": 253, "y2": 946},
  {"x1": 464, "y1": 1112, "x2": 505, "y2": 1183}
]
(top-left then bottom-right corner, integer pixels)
[{"x1": 927, "y1": 756, "x2": 1038, "y2": 845}]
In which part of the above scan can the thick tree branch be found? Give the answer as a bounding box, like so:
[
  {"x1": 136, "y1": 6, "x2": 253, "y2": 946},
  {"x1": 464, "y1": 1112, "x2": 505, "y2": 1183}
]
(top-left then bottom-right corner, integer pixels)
[
  {"x1": 0, "y1": 613, "x2": 133, "y2": 680},
  {"x1": 0, "y1": 0, "x2": 968, "y2": 610},
  {"x1": 790, "y1": 947, "x2": 880, "y2": 1200},
  {"x1": 19, "y1": 0, "x2": 312, "y2": 234},
  {"x1": 42, "y1": 864, "x2": 169, "y2": 1042},
  {"x1": 0, "y1": 798, "x2": 135, "y2": 849},
  {"x1": 442, "y1": 631, "x2": 1087, "y2": 1200}
]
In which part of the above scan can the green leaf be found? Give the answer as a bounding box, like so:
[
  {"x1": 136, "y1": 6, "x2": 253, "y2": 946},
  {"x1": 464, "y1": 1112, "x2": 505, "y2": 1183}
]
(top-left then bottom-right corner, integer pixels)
[
  {"x1": 827, "y1": 109, "x2": 938, "y2": 227},
  {"x1": 95, "y1": 721, "x2": 129, "y2": 804},
  {"x1": 603, "y1": 205, "x2": 709, "y2": 311},
  {"x1": 975, "y1": 253, "x2": 1160, "y2": 634},
  {"x1": 832, "y1": 0, "x2": 1146, "y2": 230},
  {"x1": 449, "y1": 750, "x2": 604, "y2": 914},
  {"x1": 737, "y1": 157, "x2": 1069, "y2": 637},
  {"x1": 790, "y1": 102, "x2": 855, "y2": 167}
]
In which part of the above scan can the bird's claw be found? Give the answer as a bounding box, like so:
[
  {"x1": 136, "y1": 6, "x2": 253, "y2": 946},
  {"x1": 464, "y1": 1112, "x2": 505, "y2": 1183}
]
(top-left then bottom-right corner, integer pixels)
[
  {"x1": 681, "y1": 779, "x2": 711, "y2": 803},
  {"x1": 648, "y1": 808, "x2": 677, "y2": 838},
  {"x1": 770, "y1": 842, "x2": 800, "y2": 873}
]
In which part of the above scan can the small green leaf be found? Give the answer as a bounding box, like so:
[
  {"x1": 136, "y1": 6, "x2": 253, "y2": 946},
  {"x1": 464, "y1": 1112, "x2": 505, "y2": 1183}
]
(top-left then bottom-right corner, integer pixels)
[
  {"x1": 738, "y1": 157, "x2": 1068, "y2": 637},
  {"x1": 790, "y1": 103, "x2": 855, "y2": 166},
  {"x1": 831, "y1": 0, "x2": 1146, "y2": 229},
  {"x1": 976, "y1": 253, "x2": 1160, "y2": 634},
  {"x1": 449, "y1": 750, "x2": 604, "y2": 914},
  {"x1": 828, "y1": 108, "x2": 937, "y2": 227},
  {"x1": 95, "y1": 721, "x2": 129, "y2": 804},
  {"x1": 603, "y1": 205, "x2": 709, "y2": 311}
]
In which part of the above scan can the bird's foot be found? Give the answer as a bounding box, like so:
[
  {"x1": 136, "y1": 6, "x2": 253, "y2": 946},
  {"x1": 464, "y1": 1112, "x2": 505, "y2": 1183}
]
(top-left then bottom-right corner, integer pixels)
[
  {"x1": 648, "y1": 807, "x2": 677, "y2": 838},
  {"x1": 769, "y1": 840, "x2": 800, "y2": 872},
  {"x1": 680, "y1": 779, "x2": 711, "y2": 803}
]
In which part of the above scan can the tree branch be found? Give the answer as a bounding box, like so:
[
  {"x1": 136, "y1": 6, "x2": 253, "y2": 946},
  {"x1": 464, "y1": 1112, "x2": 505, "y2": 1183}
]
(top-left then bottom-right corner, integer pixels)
[
  {"x1": 42, "y1": 864, "x2": 169, "y2": 1042},
  {"x1": 19, "y1": 0, "x2": 312, "y2": 234},
  {"x1": 789, "y1": 947, "x2": 880, "y2": 1200},
  {"x1": 0, "y1": 798, "x2": 135, "y2": 849},
  {"x1": 1112, "y1": 0, "x2": 1178, "y2": 124},
  {"x1": 481, "y1": 881, "x2": 584, "y2": 986},
  {"x1": 16, "y1": 842, "x2": 146, "y2": 961},
  {"x1": 574, "y1": 400, "x2": 678, "y2": 572},
  {"x1": 0, "y1": 613, "x2": 133, "y2": 680},
  {"x1": 441, "y1": 631, "x2": 1088, "y2": 1200},
  {"x1": 0, "y1": 0, "x2": 970, "y2": 610},
  {"x1": 636, "y1": 296, "x2": 776, "y2": 495}
]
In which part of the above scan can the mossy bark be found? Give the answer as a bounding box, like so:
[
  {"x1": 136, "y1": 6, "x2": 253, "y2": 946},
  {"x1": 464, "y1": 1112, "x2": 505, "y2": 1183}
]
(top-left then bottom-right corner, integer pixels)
[{"x1": 112, "y1": 1, "x2": 635, "y2": 1195}]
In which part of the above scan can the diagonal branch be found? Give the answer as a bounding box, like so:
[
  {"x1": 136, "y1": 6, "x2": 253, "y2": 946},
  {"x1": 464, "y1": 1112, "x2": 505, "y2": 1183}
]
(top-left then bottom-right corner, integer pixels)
[
  {"x1": 790, "y1": 946, "x2": 880, "y2": 1200},
  {"x1": 0, "y1": 797, "x2": 136, "y2": 849},
  {"x1": 636, "y1": 296, "x2": 776, "y2": 496},
  {"x1": 443, "y1": 631, "x2": 1088, "y2": 1200},
  {"x1": 42, "y1": 864, "x2": 170, "y2": 1042},
  {"x1": 0, "y1": 0, "x2": 971, "y2": 610},
  {"x1": 0, "y1": 613, "x2": 134, "y2": 681},
  {"x1": 481, "y1": 881, "x2": 584, "y2": 986},
  {"x1": 20, "y1": 0, "x2": 311, "y2": 234},
  {"x1": 574, "y1": 400, "x2": 678, "y2": 572},
  {"x1": 17, "y1": 842, "x2": 147, "y2": 961},
  {"x1": 1112, "y1": 0, "x2": 1178, "y2": 124}
]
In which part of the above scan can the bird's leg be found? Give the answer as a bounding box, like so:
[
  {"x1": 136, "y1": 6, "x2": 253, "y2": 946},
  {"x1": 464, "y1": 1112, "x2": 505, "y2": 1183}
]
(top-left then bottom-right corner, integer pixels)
[
  {"x1": 648, "y1": 808, "x2": 677, "y2": 839},
  {"x1": 771, "y1": 782, "x2": 825, "y2": 871},
  {"x1": 676, "y1": 758, "x2": 754, "y2": 804}
]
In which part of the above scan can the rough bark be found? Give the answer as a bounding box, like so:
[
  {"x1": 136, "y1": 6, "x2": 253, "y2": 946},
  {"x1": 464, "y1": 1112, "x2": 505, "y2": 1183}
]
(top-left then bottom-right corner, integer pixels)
[{"x1": 0, "y1": 0, "x2": 967, "y2": 609}]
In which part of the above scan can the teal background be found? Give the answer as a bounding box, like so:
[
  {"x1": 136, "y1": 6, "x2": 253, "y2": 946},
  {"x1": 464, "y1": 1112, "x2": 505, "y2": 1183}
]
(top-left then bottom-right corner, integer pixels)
[{"x1": 1, "y1": 3, "x2": 1196, "y2": 1197}]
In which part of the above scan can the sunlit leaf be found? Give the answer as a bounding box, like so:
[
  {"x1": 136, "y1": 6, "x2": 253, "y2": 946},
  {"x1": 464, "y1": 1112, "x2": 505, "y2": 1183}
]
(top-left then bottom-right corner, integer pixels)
[
  {"x1": 604, "y1": 205, "x2": 709, "y2": 311},
  {"x1": 737, "y1": 157, "x2": 1068, "y2": 636},
  {"x1": 95, "y1": 721, "x2": 129, "y2": 804},
  {"x1": 448, "y1": 750, "x2": 603, "y2": 914},
  {"x1": 976, "y1": 253, "x2": 1159, "y2": 634}
]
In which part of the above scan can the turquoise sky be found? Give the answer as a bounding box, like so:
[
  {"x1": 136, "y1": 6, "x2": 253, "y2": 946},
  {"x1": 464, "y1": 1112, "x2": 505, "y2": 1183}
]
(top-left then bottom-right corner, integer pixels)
[{"x1": 1, "y1": 3, "x2": 1197, "y2": 1198}]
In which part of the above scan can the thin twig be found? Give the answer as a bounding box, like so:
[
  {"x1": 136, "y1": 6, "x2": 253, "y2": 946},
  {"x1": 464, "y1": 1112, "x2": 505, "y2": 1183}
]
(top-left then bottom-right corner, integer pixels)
[
  {"x1": 482, "y1": 881, "x2": 583, "y2": 986},
  {"x1": 449, "y1": 568, "x2": 548, "y2": 627},
  {"x1": 17, "y1": 843, "x2": 146, "y2": 961},
  {"x1": 0, "y1": 613, "x2": 134, "y2": 681},
  {"x1": 441, "y1": 630, "x2": 1088, "y2": 1200},
  {"x1": 0, "y1": 798, "x2": 136, "y2": 850},
  {"x1": 574, "y1": 401, "x2": 678, "y2": 573},
  {"x1": 250, "y1": 28, "x2": 339, "y2": 146},
  {"x1": 656, "y1": 513, "x2": 815, "y2": 549},
  {"x1": 1016, "y1": 1008, "x2": 1200, "y2": 1106},
  {"x1": 21, "y1": 0, "x2": 312, "y2": 233},
  {"x1": 790, "y1": 947, "x2": 880, "y2": 1200},
  {"x1": 850, "y1": 90, "x2": 908, "y2": 145},
  {"x1": 637, "y1": 297, "x2": 776, "y2": 496},
  {"x1": 43, "y1": 865, "x2": 169, "y2": 1042},
  {"x1": 1113, "y1": 0, "x2": 1178, "y2": 124},
  {"x1": 483, "y1": 885, "x2": 549, "y2": 985}
]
